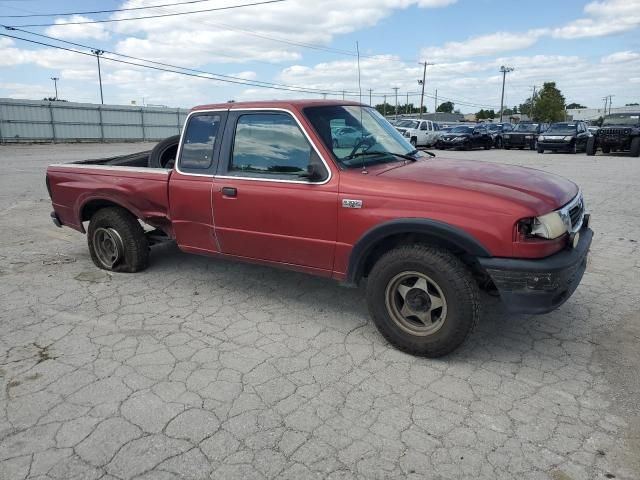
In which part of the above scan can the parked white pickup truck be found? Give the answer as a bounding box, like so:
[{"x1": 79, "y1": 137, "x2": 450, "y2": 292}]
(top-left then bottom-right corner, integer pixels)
[{"x1": 394, "y1": 119, "x2": 440, "y2": 147}]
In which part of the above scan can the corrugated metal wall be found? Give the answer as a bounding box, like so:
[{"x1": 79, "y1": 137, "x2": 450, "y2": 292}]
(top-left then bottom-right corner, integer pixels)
[{"x1": 0, "y1": 98, "x2": 190, "y2": 143}]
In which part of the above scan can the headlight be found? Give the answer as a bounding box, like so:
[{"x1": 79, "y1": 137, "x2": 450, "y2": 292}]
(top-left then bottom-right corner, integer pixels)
[
  {"x1": 403, "y1": 131, "x2": 410, "y2": 137},
  {"x1": 519, "y1": 212, "x2": 567, "y2": 239},
  {"x1": 454, "y1": 137, "x2": 465, "y2": 142},
  {"x1": 563, "y1": 136, "x2": 572, "y2": 141},
  {"x1": 525, "y1": 135, "x2": 533, "y2": 139},
  {"x1": 538, "y1": 135, "x2": 546, "y2": 141},
  {"x1": 504, "y1": 134, "x2": 510, "y2": 139}
]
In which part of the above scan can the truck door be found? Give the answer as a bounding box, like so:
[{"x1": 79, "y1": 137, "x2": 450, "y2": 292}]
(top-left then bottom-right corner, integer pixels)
[
  {"x1": 212, "y1": 110, "x2": 338, "y2": 273},
  {"x1": 169, "y1": 111, "x2": 227, "y2": 253}
]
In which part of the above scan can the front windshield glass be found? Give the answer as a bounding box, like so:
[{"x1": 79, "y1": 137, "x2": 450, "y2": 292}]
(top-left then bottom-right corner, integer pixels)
[
  {"x1": 546, "y1": 123, "x2": 577, "y2": 134},
  {"x1": 602, "y1": 114, "x2": 639, "y2": 126},
  {"x1": 449, "y1": 126, "x2": 473, "y2": 134},
  {"x1": 304, "y1": 105, "x2": 425, "y2": 168},
  {"x1": 396, "y1": 120, "x2": 420, "y2": 129},
  {"x1": 514, "y1": 123, "x2": 538, "y2": 132}
]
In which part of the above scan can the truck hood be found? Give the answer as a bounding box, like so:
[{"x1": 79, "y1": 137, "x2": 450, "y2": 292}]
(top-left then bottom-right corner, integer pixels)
[{"x1": 375, "y1": 158, "x2": 578, "y2": 213}]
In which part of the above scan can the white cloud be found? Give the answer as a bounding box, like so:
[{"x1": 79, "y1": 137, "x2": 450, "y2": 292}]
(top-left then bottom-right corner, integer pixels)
[
  {"x1": 45, "y1": 15, "x2": 110, "y2": 41},
  {"x1": 601, "y1": 51, "x2": 640, "y2": 63},
  {"x1": 421, "y1": 30, "x2": 547, "y2": 61},
  {"x1": 552, "y1": 0, "x2": 640, "y2": 38}
]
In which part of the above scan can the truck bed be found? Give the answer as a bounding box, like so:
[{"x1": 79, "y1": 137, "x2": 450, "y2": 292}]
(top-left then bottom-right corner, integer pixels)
[{"x1": 47, "y1": 150, "x2": 172, "y2": 235}]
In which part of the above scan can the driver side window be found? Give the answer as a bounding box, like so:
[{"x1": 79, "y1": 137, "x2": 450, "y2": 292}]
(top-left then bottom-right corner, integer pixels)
[{"x1": 229, "y1": 113, "x2": 327, "y2": 182}]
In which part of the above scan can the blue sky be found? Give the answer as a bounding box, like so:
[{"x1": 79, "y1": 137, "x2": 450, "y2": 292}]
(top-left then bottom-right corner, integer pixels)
[{"x1": 1, "y1": 0, "x2": 638, "y2": 112}]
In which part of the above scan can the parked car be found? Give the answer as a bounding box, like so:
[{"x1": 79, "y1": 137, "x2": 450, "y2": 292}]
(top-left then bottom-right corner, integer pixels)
[
  {"x1": 485, "y1": 123, "x2": 514, "y2": 149},
  {"x1": 436, "y1": 124, "x2": 493, "y2": 150},
  {"x1": 586, "y1": 113, "x2": 640, "y2": 157},
  {"x1": 537, "y1": 121, "x2": 590, "y2": 154},
  {"x1": 394, "y1": 119, "x2": 440, "y2": 147},
  {"x1": 503, "y1": 122, "x2": 548, "y2": 150},
  {"x1": 333, "y1": 126, "x2": 370, "y2": 148},
  {"x1": 46, "y1": 100, "x2": 592, "y2": 358}
]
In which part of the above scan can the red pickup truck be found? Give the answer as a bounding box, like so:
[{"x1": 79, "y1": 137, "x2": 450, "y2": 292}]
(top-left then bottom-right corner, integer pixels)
[{"x1": 46, "y1": 100, "x2": 592, "y2": 357}]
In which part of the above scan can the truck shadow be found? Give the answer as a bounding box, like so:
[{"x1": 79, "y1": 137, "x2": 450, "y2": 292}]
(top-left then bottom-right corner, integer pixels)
[{"x1": 148, "y1": 242, "x2": 563, "y2": 362}]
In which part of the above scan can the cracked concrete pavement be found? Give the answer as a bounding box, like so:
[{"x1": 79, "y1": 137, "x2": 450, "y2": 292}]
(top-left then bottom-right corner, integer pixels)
[{"x1": 0, "y1": 143, "x2": 638, "y2": 479}]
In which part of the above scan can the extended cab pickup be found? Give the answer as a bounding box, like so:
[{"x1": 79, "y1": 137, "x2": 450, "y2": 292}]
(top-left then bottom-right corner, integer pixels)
[{"x1": 47, "y1": 100, "x2": 593, "y2": 357}]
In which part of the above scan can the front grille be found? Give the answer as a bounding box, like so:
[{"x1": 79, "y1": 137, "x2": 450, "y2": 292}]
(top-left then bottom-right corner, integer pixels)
[
  {"x1": 600, "y1": 128, "x2": 630, "y2": 135},
  {"x1": 569, "y1": 201, "x2": 584, "y2": 230}
]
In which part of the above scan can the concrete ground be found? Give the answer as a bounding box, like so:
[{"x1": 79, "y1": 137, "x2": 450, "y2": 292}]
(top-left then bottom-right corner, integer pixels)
[{"x1": 0, "y1": 142, "x2": 638, "y2": 480}]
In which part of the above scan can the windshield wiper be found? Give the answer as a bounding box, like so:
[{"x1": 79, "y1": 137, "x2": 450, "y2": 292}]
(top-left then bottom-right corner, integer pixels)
[{"x1": 346, "y1": 150, "x2": 420, "y2": 162}]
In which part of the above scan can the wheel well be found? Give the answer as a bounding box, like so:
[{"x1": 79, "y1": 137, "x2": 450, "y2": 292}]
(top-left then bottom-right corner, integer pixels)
[
  {"x1": 81, "y1": 199, "x2": 127, "y2": 222},
  {"x1": 356, "y1": 232, "x2": 493, "y2": 290}
]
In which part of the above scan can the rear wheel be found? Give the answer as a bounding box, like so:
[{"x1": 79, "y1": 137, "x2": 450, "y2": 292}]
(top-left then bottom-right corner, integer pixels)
[
  {"x1": 537, "y1": 146, "x2": 544, "y2": 154},
  {"x1": 366, "y1": 245, "x2": 479, "y2": 357},
  {"x1": 631, "y1": 137, "x2": 640, "y2": 157},
  {"x1": 88, "y1": 207, "x2": 149, "y2": 273},
  {"x1": 410, "y1": 137, "x2": 417, "y2": 148},
  {"x1": 586, "y1": 137, "x2": 596, "y2": 156}
]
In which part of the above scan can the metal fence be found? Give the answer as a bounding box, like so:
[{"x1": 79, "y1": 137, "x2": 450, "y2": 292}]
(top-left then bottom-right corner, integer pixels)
[{"x1": 0, "y1": 98, "x2": 190, "y2": 143}]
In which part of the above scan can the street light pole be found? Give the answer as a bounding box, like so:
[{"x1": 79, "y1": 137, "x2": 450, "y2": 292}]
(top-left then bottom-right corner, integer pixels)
[
  {"x1": 499, "y1": 65, "x2": 513, "y2": 122},
  {"x1": 418, "y1": 61, "x2": 429, "y2": 119},
  {"x1": 393, "y1": 87, "x2": 399, "y2": 120},
  {"x1": 92, "y1": 49, "x2": 105, "y2": 104},
  {"x1": 50, "y1": 77, "x2": 59, "y2": 100}
]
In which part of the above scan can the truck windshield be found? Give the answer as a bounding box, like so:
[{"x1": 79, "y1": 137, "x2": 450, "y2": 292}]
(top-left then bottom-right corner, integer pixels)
[
  {"x1": 602, "y1": 114, "x2": 639, "y2": 126},
  {"x1": 304, "y1": 105, "x2": 425, "y2": 168},
  {"x1": 396, "y1": 120, "x2": 420, "y2": 129}
]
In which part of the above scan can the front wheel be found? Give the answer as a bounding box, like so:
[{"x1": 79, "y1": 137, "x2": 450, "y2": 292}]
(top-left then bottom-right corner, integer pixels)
[
  {"x1": 602, "y1": 145, "x2": 611, "y2": 154},
  {"x1": 366, "y1": 245, "x2": 479, "y2": 357},
  {"x1": 631, "y1": 137, "x2": 640, "y2": 157},
  {"x1": 537, "y1": 147, "x2": 544, "y2": 154},
  {"x1": 586, "y1": 137, "x2": 596, "y2": 156},
  {"x1": 410, "y1": 137, "x2": 417, "y2": 148},
  {"x1": 88, "y1": 207, "x2": 149, "y2": 273}
]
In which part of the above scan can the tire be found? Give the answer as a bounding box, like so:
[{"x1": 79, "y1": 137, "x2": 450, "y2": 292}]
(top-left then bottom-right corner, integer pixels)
[
  {"x1": 570, "y1": 142, "x2": 577, "y2": 154},
  {"x1": 631, "y1": 137, "x2": 640, "y2": 157},
  {"x1": 148, "y1": 135, "x2": 180, "y2": 168},
  {"x1": 366, "y1": 245, "x2": 480, "y2": 357},
  {"x1": 463, "y1": 141, "x2": 471, "y2": 151},
  {"x1": 518, "y1": 146, "x2": 524, "y2": 150},
  {"x1": 602, "y1": 145, "x2": 611, "y2": 154},
  {"x1": 410, "y1": 137, "x2": 417, "y2": 147},
  {"x1": 586, "y1": 137, "x2": 596, "y2": 156},
  {"x1": 88, "y1": 207, "x2": 149, "y2": 273},
  {"x1": 484, "y1": 140, "x2": 492, "y2": 150},
  {"x1": 530, "y1": 141, "x2": 537, "y2": 150},
  {"x1": 504, "y1": 146, "x2": 511, "y2": 150},
  {"x1": 495, "y1": 137, "x2": 503, "y2": 149},
  {"x1": 537, "y1": 147, "x2": 544, "y2": 154}
]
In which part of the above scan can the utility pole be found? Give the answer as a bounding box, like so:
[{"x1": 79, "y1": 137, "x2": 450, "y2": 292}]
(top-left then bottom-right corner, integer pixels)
[
  {"x1": 393, "y1": 87, "x2": 399, "y2": 120},
  {"x1": 434, "y1": 89, "x2": 437, "y2": 114},
  {"x1": 92, "y1": 49, "x2": 105, "y2": 104},
  {"x1": 530, "y1": 85, "x2": 538, "y2": 119},
  {"x1": 383, "y1": 95, "x2": 387, "y2": 116},
  {"x1": 368, "y1": 89, "x2": 372, "y2": 106},
  {"x1": 417, "y1": 61, "x2": 432, "y2": 119},
  {"x1": 322, "y1": 93, "x2": 327, "y2": 99},
  {"x1": 342, "y1": 90, "x2": 345, "y2": 100},
  {"x1": 606, "y1": 95, "x2": 614, "y2": 115},
  {"x1": 406, "y1": 92, "x2": 409, "y2": 114},
  {"x1": 499, "y1": 65, "x2": 514, "y2": 122},
  {"x1": 50, "y1": 77, "x2": 59, "y2": 101}
]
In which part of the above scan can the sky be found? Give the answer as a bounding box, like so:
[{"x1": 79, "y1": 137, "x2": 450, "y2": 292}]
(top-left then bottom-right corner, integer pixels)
[{"x1": 0, "y1": 0, "x2": 639, "y2": 113}]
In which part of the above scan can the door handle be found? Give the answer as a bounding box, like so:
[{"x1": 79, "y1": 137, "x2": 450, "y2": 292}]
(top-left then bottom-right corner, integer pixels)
[{"x1": 221, "y1": 187, "x2": 237, "y2": 197}]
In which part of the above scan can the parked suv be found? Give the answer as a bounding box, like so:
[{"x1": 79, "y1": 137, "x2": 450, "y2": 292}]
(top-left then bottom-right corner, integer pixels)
[
  {"x1": 46, "y1": 100, "x2": 592, "y2": 357},
  {"x1": 485, "y1": 122, "x2": 514, "y2": 149},
  {"x1": 586, "y1": 113, "x2": 640, "y2": 156},
  {"x1": 394, "y1": 119, "x2": 440, "y2": 147},
  {"x1": 503, "y1": 122, "x2": 548, "y2": 150},
  {"x1": 537, "y1": 121, "x2": 590, "y2": 154}
]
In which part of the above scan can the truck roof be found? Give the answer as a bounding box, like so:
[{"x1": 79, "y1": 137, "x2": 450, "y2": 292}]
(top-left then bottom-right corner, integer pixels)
[{"x1": 191, "y1": 99, "x2": 364, "y2": 111}]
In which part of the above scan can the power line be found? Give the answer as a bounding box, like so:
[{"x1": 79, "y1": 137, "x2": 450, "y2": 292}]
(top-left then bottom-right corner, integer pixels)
[
  {"x1": 0, "y1": 32, "x2": 353, "y2": 96},
  {"x1": 6, "y1": 0, "x2": 286, "y2": 28},
  {"x1": 0, "y1": 0, "x2": 234, "y2": 18}
]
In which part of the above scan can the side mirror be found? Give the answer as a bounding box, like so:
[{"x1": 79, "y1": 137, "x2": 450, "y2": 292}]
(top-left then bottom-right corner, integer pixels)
[{"x1": 298, "y1": 160, "x2": 326, "y2": 182}]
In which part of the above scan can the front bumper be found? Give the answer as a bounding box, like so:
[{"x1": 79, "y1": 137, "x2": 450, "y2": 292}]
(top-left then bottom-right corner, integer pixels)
[
  {"x1": 504, "y1": 136, "x2": 535, "y2": 147},
  {"x1": 539, "y1": 141, "x2": 572, "y2": 151},
  {"x1": 479, "y1": 227, "x2": 593, "y2": 314}
]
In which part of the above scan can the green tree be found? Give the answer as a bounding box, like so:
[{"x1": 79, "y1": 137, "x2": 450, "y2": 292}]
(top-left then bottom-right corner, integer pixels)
[
  {"x1": 626, "y1": 103, "x2": 639, "y2": 106},
  {"x1": 436, "y1": 101, "x2": 454, "y2": 113},
  {"x1": 566, "y1": 102, "x2": 586, "y2": 109},
  {"x1": 533, "y1": 82, "x2": 566, "y2": 122}
]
